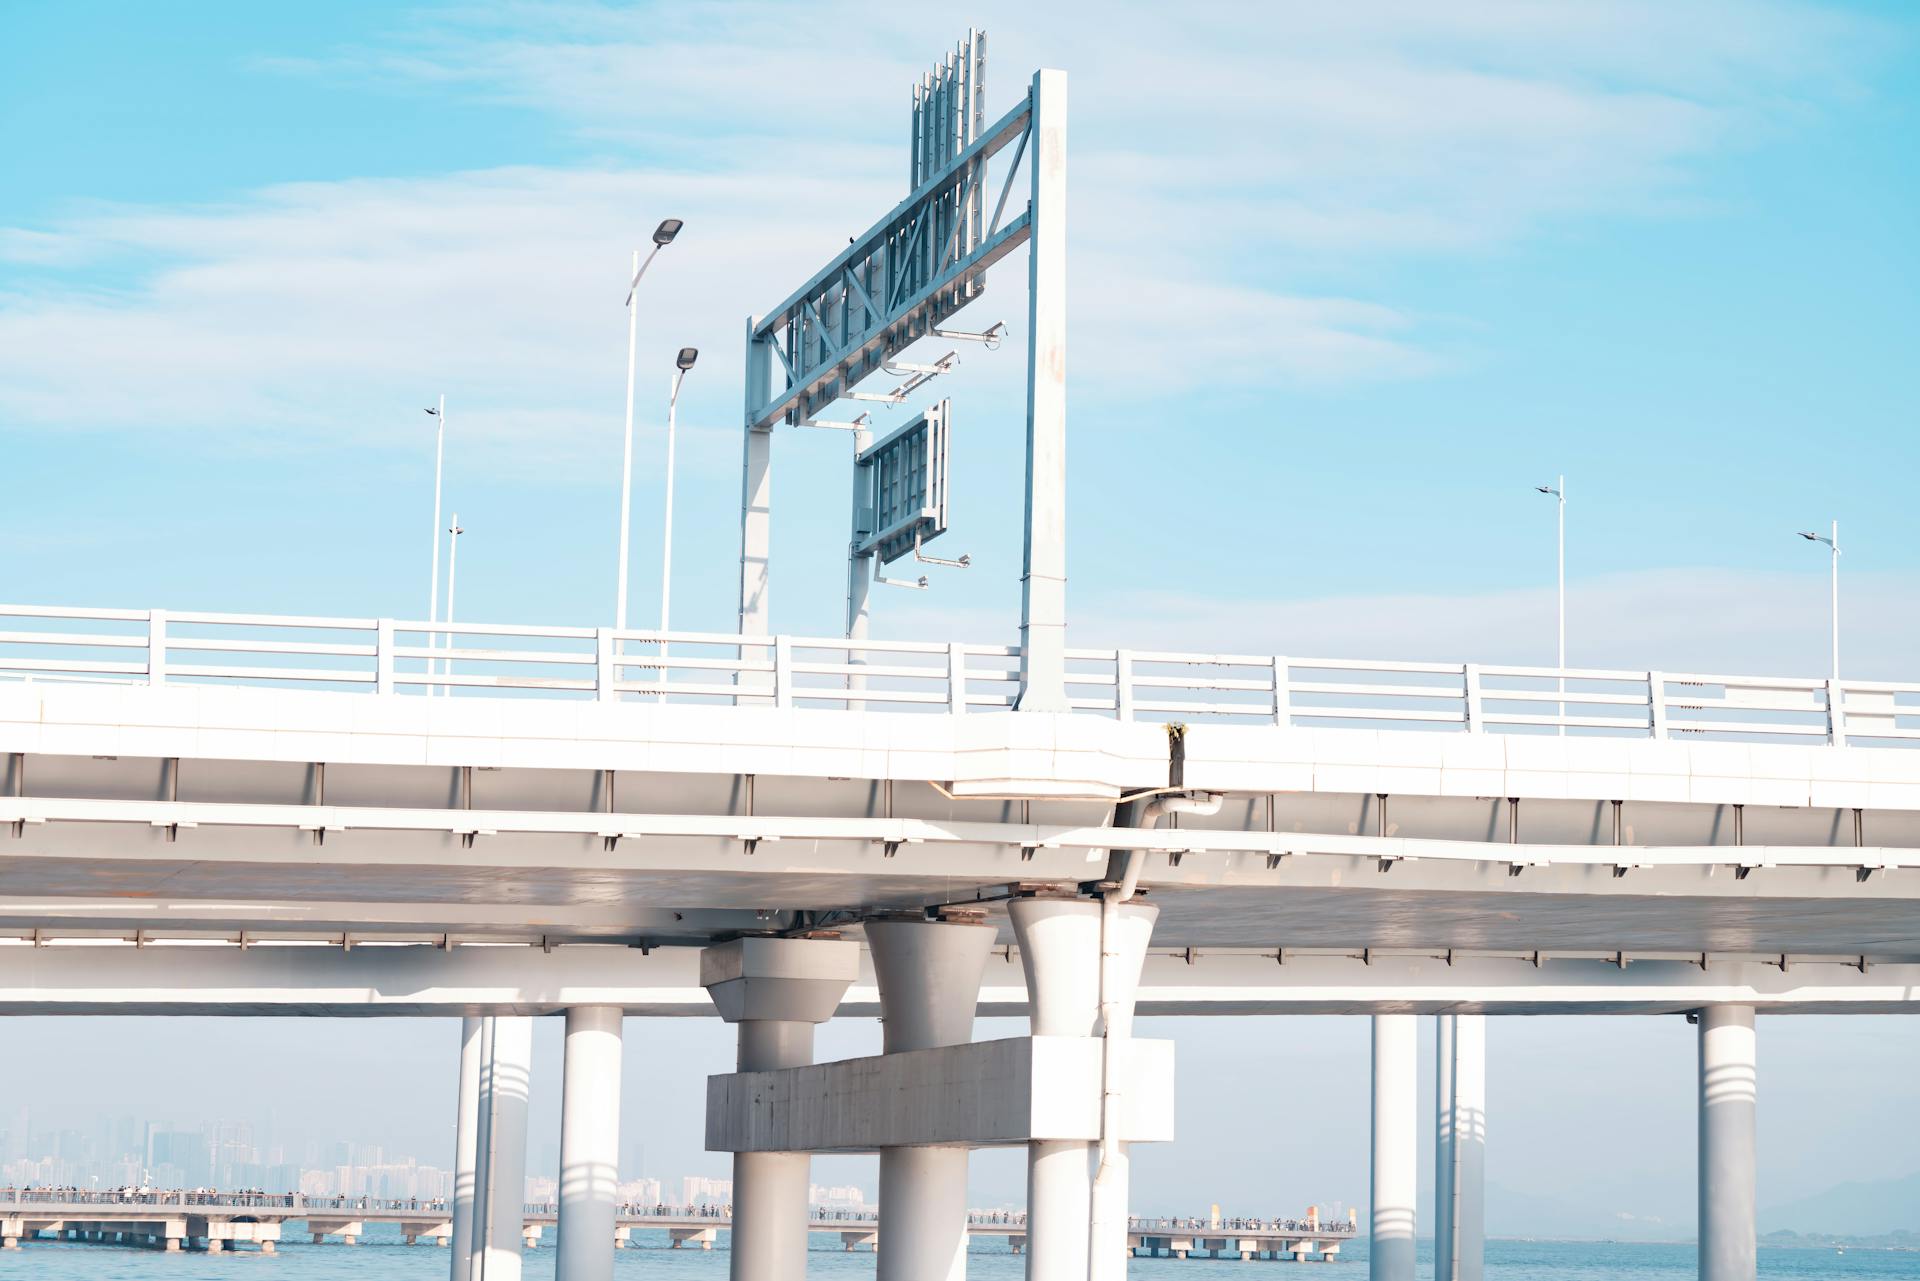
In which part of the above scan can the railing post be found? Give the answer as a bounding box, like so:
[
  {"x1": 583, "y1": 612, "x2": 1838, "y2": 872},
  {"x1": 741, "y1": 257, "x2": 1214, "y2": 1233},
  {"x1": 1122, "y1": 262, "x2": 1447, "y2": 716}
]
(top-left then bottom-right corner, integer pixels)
[
  {"x1": 375, "y1": 620, "x2": 395, "y2": 696},
  {"x1": 774, "y1": 635, "x2": 793, "y2": 710},
  {"x1": 1116, "y1": 650, "x2": 1134, "y2": 722},
  {"x1": 147, "y1": 609, "x2": 167, "y2": 686},
  {"x1": 1826, "y1": 678, "x2": 1846, "y2": 747},
  {"x1": 1272, "y1": 655, "x2": 1290, "y2": 727},
  {"x1": 596, "y1": 627, "x2": 616, "y2": 704},
  {"x1": 1648, "y1": 671, "x2": 1668, "y2": 740},
  {"x1": 947, "y1": 643, "x2": 968, "y2": 715},
  {"x1": 1463, "y1": 663, "x2": 1483, "y2": 733}
]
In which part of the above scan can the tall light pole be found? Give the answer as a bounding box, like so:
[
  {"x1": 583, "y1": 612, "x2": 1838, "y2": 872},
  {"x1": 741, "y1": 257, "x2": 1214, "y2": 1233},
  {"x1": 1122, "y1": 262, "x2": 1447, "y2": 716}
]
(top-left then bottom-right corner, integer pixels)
[
  {"x1": 424, "y1": 397, "x2": 446, "y2": 689},
  {"x1": 1797, "y1": 521, "x2": 1840, "y2": 681},
  {"x1": 659, "y1": 347, "x2": 698, "y2": 636},
  {"x1": 615, "y1": 218, "x2": 684, "y2": 633},
  {"x1": 442, "y1": 513, "x2": 464, "y2": 697},
  {"x1": 1535, "y1": 477, "x2": 1565, "y2": 732}
]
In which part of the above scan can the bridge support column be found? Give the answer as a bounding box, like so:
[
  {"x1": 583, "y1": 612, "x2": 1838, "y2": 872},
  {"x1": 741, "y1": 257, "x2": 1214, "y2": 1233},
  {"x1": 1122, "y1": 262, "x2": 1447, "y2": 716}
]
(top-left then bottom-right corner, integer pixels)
[
  {"x1": 1435, "y1": 1014, "x2": 1487, "y2": 1281},
  {"x1": 555, "y1": 1005, "x2": 623, "y2": 1281},
  {"x1": 701, "y1": 938, "x2": 859, "y2": 1281},
  {"x1": 1010, "y1": 898, "x2": 1097, "y2": 1281},
  {"x1": 1434, "y1": 1016, "x2": 1455, "y2": 1281},
  {"x1": 1008, "y1": 895, "x2": 1161, "y2": 1281},
  {"x1": 1370, "y1": 1014, "x2": 1417, "y2": 1281},
  {"x1": 473, "y1": 1015, "x2": 534, "y2": 1281},
  {"x1": 1699, "y1": 1005, "x2": 1757, "y2": 1281},
  {"x1": 451, "y1": 1015, "x2": 483, "y2": 1281},
  {"x1": 866, "y1": 917, "x2": 997, "y2": 1281}
]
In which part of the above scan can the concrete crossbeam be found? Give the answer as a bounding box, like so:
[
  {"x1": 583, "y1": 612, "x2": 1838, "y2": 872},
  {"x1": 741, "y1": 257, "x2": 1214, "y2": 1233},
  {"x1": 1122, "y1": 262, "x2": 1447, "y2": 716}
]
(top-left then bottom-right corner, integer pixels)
[{"x1": 706, "y1": 1035, "x2": 1174, "y2": 1153}]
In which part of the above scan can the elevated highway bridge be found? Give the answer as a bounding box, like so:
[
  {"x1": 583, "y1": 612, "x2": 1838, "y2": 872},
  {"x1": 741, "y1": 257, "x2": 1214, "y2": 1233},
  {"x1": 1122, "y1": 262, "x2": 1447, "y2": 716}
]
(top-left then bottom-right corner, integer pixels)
[{"x1": 1, "y1": 600, "x2": 1916, "y2": 1281}]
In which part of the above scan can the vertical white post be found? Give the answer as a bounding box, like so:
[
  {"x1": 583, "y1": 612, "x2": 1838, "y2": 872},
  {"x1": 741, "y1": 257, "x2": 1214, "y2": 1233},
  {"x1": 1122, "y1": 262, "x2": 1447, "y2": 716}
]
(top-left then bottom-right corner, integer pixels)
[
  {"x1": 1453, "y1": 1014, "x2": 1486, "y2": 1281},
  {"x1": 468, "y1": 1018, "x2": 495, "y2": 1271},
  {"x1": 738, "y1": 318, "x2": 774, "y2": 639},
  {"x1": 616, "y1": 254, "x2": 640, "y2": 635},
  {"x1": 866, "y1": 920, "x2": 997, "y2": 1281},
  {"x1": 1699, "y1": 1006, "x2": 1757, "y2": 1281},
  {"x1": 442, "y1": 514, "x2": 463, "y2": 697},
  {"x1": 1555, "y1": 476, "x2": 1566, "y2": 734},
  {"x1": 475, "y1": 1016, "x2": 532, "y2": 1281},
  {"x1": 847, "y1": 420, "x2": 874, "y2": 698},
  {"x1": 1829, "y1": 519, "x2": 1840, "y2": 685},
  {"x1": 430, "y1": 393, "x2": 446, "y2": 667},
  {"x1": 450, "y1": 1017, "x2": 482, "y2": 1281},
  {"x1": 147, "y1": 609, "x2": 167, "y2": 686},
  {"x1": 1369, "y1": 1014, "x2": 1417, "y2": 1281},
  {"x1": 377, "y1": 620, "x2": 396, "y2": 696},
  {"x1": 1016, "y1": 70, "x2": 1069, "y2": 712},
  {"x1": 1087, "y1": 898, "x2": 1160, "y2": 1281},
  {"x1": 1433, "y1": 1015, "x2": 1456, "y2": 1281},
  {"x1": 660, "y1": 372, "x2": 682, "y2": 637},
  {"x1": 556, "y1": 1007, "x2": 623, "y2": 1281}
]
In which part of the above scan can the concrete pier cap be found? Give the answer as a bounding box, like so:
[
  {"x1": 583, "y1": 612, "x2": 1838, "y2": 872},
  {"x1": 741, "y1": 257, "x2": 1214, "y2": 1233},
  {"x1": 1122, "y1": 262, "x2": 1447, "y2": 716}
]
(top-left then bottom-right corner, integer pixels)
[{"x1": 699, "y1": 936, "x2": 861, "y2": 1026}]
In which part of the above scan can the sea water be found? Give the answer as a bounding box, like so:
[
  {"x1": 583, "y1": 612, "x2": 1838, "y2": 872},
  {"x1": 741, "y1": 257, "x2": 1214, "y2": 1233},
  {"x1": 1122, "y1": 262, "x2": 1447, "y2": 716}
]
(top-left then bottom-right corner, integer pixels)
[{"x1": 0, "y1": 1228, "x2": 1910, "y2": 1281}]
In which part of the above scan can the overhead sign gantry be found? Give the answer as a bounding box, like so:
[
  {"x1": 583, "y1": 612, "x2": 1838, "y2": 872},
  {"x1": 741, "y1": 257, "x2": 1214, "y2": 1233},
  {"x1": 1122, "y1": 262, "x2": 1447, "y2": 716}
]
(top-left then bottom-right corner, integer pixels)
[{"x1": 737, "y1": 31, "x2": 1070, "y2": 710}]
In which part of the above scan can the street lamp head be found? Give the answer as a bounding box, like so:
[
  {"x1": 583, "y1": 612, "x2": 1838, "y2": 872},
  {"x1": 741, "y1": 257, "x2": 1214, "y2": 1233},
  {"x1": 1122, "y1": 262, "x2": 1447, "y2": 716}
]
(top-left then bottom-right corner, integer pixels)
[
  {"x1": 676, "y1": 347, "x2": 699, "y2": 371},
  {"x1": 653, "y1": 219, "x2": 684, "y2": 246},
  {"x1": 1535, "y1": 485, "x2": 1552, "y2": 494},
  {"x1": 1798, "y1": 531, "x2": 1820, "y2": 541},
  {"x1": 423, "y1": 407, "x2": 439, "y2": 417}
]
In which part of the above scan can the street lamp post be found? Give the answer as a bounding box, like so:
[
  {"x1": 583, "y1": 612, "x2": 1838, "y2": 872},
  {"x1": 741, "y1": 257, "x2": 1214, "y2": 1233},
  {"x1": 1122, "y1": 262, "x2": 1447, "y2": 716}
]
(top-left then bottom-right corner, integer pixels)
[
  {"x1": 660, "y1": 347, "x2": 699, "y2": 635},
  {"x1": 615, "y1": 218, "x2": 684, "y2": 634},
  {"x1": 424, "y1": 396, "x2": 447, "y2": 691},
  {"x1": 443, "y1": 513, "x2": 465, "y2": 697},
  {"x1": 1535, "y1": 477, "x2": 1565, "y2": 732},
  {"x1": 1797, "y1": 521, "x2": 1840, "y2": 682}
]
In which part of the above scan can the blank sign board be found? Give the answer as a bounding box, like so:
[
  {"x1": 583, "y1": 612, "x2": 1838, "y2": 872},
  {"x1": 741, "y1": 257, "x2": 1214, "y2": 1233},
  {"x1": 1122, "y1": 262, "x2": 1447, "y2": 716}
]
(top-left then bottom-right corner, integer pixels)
[{"x1": 855, "y1": 400, "x2": 950, "y2": 564}]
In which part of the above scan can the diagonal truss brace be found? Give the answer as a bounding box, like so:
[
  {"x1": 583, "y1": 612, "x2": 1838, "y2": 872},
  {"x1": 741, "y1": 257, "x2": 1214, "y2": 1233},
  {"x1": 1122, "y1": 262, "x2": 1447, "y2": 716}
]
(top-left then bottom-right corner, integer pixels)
[{"x1": 745, "y1": 96, "x2": 1035, "y2": 431}]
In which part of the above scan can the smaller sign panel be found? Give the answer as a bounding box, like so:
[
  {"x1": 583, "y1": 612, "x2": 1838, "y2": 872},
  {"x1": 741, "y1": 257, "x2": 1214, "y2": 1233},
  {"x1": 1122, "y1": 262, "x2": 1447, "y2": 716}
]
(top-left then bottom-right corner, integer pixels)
[{"x1": 855, "y1": 400, "x2": 950, "y2": 564}]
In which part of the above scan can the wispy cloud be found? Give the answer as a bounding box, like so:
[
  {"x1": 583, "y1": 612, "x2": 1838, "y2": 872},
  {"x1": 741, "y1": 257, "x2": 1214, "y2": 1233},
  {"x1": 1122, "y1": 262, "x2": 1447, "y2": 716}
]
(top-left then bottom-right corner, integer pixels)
[{"x1": 0, "y1": 0, "x2": 1885, "y2": 458}]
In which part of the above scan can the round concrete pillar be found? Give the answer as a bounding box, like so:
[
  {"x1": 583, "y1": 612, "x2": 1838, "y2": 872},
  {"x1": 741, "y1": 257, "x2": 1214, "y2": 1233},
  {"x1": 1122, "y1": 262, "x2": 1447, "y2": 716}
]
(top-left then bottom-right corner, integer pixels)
[
  {"x1": 475, "y1": 1015, "x2": 534, "y2": 1281},
  {"x1": 1433, "y1": 1014, "x2": 1455, "y2": 1281},
  {"x1": 451, "y1": 1015, "x2": 483, "y2": 1281},
  {"x1": 555, "y1": 1005, "x2": 623, "y2": 1281},
  {"x1": 1010, "y1": 898, "x2": 1100, "y2": 1281},
  {"x1": 701, "y1": 936, "x2": 859, "y2": 1281},
  {"x1": 1453, "y1": 1014, "x2": 1486, "y2": 1281},
  {"x1": 1370, "y1": 1014, "x2": 1417, "y2": 1281},
  {"x1": 866, "y1": 917, "x2": 996, "y2": 1281},
  {"x1": 1699, "y1": 1006, "x2": 1757, "y2": 1281}
]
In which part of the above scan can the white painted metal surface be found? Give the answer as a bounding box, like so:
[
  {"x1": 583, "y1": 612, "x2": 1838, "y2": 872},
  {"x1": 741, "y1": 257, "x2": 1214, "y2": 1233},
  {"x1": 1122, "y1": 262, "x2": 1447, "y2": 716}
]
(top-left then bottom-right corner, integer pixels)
[{"x1": 451, "y1": 1017, "x2": 482, "y2": 1281}]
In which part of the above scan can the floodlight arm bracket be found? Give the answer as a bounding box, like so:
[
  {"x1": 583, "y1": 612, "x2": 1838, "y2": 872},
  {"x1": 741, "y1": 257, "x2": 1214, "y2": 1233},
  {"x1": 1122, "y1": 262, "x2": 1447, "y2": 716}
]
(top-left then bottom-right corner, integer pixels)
[
  {"x1": 913, "y1": 529, "x2": 971, "y2": 569},
  {"x1": 876, "y1": 570, "x2": 930, "y2": 590},
  {"x1": 932, "y1": 321, "x2": 1007, "y2": 349}
]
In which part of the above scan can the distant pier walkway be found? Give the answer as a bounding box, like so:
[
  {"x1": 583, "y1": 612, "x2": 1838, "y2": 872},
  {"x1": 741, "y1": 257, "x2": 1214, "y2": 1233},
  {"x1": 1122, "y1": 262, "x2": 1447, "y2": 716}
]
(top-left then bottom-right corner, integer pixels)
[{"x1": 1, "y1": 1190, "x2": 1354, "y2": 1261}]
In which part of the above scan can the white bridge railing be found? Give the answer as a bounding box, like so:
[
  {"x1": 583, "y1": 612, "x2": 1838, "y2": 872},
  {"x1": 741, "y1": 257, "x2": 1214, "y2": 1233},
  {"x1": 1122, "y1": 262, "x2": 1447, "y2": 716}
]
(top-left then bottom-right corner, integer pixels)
[{"x1": 0, "y1": 604, "x2": 1914, "y2": 746}]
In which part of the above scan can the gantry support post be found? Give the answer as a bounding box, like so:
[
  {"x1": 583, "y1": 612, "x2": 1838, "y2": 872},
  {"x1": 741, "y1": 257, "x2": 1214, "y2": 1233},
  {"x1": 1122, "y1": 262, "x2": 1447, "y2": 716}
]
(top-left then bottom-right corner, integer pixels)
[
  {"x1": 473, "y1": 1016, "x2": 533, "y2": 1281},
  {"x1": 1369, "y1": 1015, "x2": 1417, "y2": 1281},
  {"x1": 1699, "y1": 1006, "x2": 1757, "y2": 1281},
  {"x1": 701, "y1": 938, "x2": 859, "y2": 1281},
  {"x1": 1016, "y1": 68, "x2": 1070, "y2": 712},
  {"x1": 738, "y1": 316, "x2": 774, "y2": 641},
  {"x1": 555, "y1": 1006, "x2": 623, "y2": 1281},
  {"x1": 866, "y1": 918, "x2": 998, "y2": 1281},
  {"x1": 451, "y1": 1015, "x2": 484, "y2": 1281}
]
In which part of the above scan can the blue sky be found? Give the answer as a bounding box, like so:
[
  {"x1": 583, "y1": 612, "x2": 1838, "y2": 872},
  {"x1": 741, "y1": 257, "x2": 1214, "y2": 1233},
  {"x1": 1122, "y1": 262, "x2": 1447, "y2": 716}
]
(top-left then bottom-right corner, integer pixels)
[{"x1": 5, "y1": 0, "x2": 1920, "y2": 1224}]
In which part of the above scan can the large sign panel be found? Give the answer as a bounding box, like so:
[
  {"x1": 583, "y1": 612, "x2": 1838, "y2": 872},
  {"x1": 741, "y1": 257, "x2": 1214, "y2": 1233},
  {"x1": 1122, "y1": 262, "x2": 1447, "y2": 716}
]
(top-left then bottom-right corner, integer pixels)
[{"x1": 855, "y1": 400, "x2": 950, "y2": 564}]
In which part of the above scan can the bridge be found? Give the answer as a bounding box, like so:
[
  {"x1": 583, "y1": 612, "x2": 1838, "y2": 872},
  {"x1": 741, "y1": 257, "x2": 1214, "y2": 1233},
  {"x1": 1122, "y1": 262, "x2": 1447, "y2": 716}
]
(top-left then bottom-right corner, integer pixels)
[
  {"x1": 6, "y1": 29, "x2": 1916, "y2": 1281},
  {"x1": 0, "y1": 1191, "x2": 1355, "y2": 1261}
]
